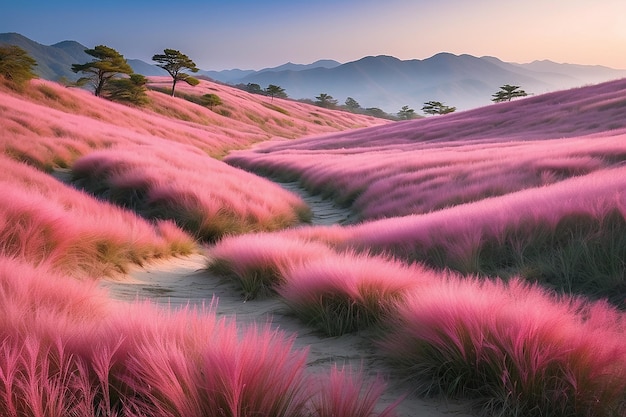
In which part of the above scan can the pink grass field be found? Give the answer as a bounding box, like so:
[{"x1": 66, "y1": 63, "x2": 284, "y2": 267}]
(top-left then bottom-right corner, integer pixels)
[
  {"x1": 0, "y1": 75, "x2": 397, "y2": 416},
  {"x1": 0, "y1": 153, "x2": 194, "y2": 276},
  {"x1": 3, "y1": 69, "x2": 626, "y2": 416},
  {"x1": 381, "y1": 277, "x2": 626, "y2": 415},
  {"x1": 225, "y1": 78, "x2": 626, "y2": 219},
  {"x1": 0, "y1": 256, "x2": 395, "y2": 417},
  {"x1": 71, "y1": 143, "x2": 311, "y2": 240}
]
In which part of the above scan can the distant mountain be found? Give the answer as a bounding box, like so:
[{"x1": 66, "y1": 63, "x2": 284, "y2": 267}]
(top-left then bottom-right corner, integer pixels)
[
  {"x1": 127, "y1": 59, "x2": 168, "y2": 76},
  {"x1": 198, "y1": 59, "x2": 341, "y2": 83},
  {"x1": 3, "y1": 32, "x2": 625, "y2": 112},
  {"x1": 0, "y1": 32, "x2": 92, "y2": 81},
  {"x1": 225, "y1": 53, "x2": 626, "y2": 112}
]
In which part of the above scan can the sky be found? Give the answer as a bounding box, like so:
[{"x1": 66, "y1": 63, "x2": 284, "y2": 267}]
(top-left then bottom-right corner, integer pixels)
[{"x1": 2, "y1": 0, "x2": 626, "y2": 71}]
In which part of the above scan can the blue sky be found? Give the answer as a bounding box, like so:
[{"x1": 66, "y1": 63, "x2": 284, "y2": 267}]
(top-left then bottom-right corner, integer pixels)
[{"x1": 2, "y1": 0, "x2": 625, "y2": 70}]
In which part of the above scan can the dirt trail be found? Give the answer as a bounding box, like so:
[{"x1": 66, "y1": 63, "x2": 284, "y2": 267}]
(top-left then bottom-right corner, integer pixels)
[
  {"x1": 100, "y1": 183, "x2": 474, "y2": 417},
  {"x1": 275, "y1": 181, "x2": 358, "y2": 226}
]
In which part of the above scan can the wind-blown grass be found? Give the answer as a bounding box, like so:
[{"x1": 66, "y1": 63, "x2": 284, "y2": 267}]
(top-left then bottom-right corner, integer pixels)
[
  {"x1": 225, "y1": 79, "x2": 626, "y2": 221},
  {"x1": 207, "y1": 233, "x2": 335, "y2": 299},
  {"x1": 0, "y1": 155, "x2": 194, "y2": 276},
  {"x1": 310, "y1": 365, "x2": 399, "y2": 417},
  {"x1": 278, "y1": 252, "x2": 424, "y2": 336},
  {"x1": 380, "y1": 276, "x2": 626, "y2": 416},
  {"x1": 276, "y1": 166, "x2": 626, "y2": 305},
  {"x1": 0, "y1": 78, "x2": 386, "y2": 169},
  {"x1": 71, "y1": 145, "x2": 311, "y2": 241},
  {"x1": 0, "y1": 256, "x2": 397, "y2": 417}
]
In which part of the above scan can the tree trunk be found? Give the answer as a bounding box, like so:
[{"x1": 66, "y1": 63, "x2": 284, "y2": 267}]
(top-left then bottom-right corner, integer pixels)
[
  {"x1": 95, "y1": 79, "x2": 104, "y2": 97},
  {"x1": 171, "y1": 78, "x2": 177, "y2": 97}
]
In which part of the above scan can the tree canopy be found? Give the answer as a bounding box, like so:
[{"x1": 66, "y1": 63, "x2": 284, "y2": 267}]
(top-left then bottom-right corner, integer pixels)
[
  {"x1": 422, "y1": 101, "x2": 456, "y2": 116},
  {"x1": 0, "y1": 45, "x2": 37, "y2": 86},
  {"x1": 265, "y1": 84, "x2": 287, "y2": 101},
  {"x1": 397, "y1": 105, "x2": 416, "y2": 120},
  {"x1": 315, "y1": 93, "x2": 338, "y2": 108},
  {"x1": 345, "y1": 97, "x2": 361, "y2": 111},
  {"x1": 492, "y1": 84, "x2": 528, "y2": 103},
  {"x1": 152, "y1": 49, "x2": 199, "y2": 97},
  {"x1": 72, "y1": 45, "x2": 133, "y2": 97}
]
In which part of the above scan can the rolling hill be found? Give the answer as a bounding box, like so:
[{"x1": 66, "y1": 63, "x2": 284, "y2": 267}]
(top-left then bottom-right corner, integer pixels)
[
  {"x1": 3, "y1": 32, "x2": 625, "y2": 114},
  {"x1": 1, "y1": 32, "x2": 626, "y2": 417}
]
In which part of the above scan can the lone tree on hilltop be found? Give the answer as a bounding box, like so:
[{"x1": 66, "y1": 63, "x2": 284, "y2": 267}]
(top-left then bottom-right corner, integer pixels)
[
  {"x1": 152, "y1": 49, "x2": 199, "y2": 97},
  {"x1": 397, "y1": 105, "x2": 416, "y2": 120},
  {"x1": 265, "y1": 84, "x2": 287, "y2": 101},
  {"x1": 492, "y1": 84, "x2": 528, "y2": 103},
  {"x1": 422, "y1": 101, "x2": 456, "y2": 116},
  {"x1": 345, "y1": 97, "x2": 360, "y2": 111},
  {"x1": 0, "y1": 45, "x2": 37, "y2": 87},
  {"x1": 72, "y1": 45, "x2": 133, "y2": 97},
  {"x1": 315, "y1": 93, "x2": 338, "y2": 108}
]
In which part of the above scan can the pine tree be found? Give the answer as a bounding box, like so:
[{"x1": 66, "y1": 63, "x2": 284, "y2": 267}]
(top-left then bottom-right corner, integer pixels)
[
  {"x1": 152, "y1": 49, "x2": 199, "y2": 97},
  {"x1": 72, "y1": 45, "x2": 133, "y2": 97}
]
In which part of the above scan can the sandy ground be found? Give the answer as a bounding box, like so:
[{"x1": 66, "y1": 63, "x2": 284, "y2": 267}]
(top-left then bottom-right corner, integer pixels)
[
  {"x1": 100, "y1": 252, "x2": 475, "y2": 417},
  {"x1": 97, "y1": 178, "x2": 475, "y2": 416}
]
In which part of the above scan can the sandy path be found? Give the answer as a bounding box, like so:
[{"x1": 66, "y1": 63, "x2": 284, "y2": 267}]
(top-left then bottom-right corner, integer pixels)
[
  {"x1": 275, "y1": 181, "x2": 359, "y2": 226},
  {"x1": 99, "y1": 182, "x2": 474, "y2": 416},
  {"x1": 101, "y1": 253, "x2": 473, "y2": 417}
]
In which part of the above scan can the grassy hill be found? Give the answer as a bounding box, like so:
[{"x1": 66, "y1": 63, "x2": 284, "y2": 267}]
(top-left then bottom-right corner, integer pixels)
[{"x1": 1, "y1": 70, "x2": 625, "y2": 417}]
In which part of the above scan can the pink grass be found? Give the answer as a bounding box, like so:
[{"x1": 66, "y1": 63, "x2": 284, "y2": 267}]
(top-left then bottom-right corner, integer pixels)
[
  {"x1": 208, "y1": 233, "x2": 336, "y2": 299},
  {"x1": 381, "y1": 276, "x2": 626, "y2": 415},
  {"x1": 0, "y1": 256, "x2": 398, "y2": 416},
  {"x1": 0, "y1": 78, "x2": 385, "y2": 169},
  {"x1": 310, "y1": 365, "x2": 399, "y2": 417},
  {"x1": 278, "y1": 252, "x2": 428, "y2": 335},
  {"x1": 0, "y1": 155, "x2": 194, "y2": 276},
  {"x1": 225, "y1": 78, "x2": 626, "y2": 221},
  {"x1": 71, "y1": 144, "x2": 311, "y2": 240}
]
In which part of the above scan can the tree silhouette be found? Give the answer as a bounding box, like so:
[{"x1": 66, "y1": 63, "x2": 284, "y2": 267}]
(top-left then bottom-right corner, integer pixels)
[
  {"x1": 245, "y1": 83, "x2": 262, "y2": 94},
  {"x1": 492, "y1": 84, "x2": 528, "y2": 102},
  {"x1": 422, "y1": 101, "x2": 456, "y2": 115},
  {"x1": 0, "y1": 45, "x2": 37, "y2": 86},
  {"x1": 345, "y1": 97, "x2": 361, "y2": 111},
  {"x1": 397, "y1": 105, "x2": 416, "y2": 120},
  {"x1": 265, "y1": 84, "x2": 287, "y2": 101},
  {"x1": 152, "y1": 49, "x2": 199, "y2": 97},
  {"x1": 72, "y1": 45, "x2": 132, "y2": 97},
  {"x1": 315, "y1": 93, "x2": 338, "y2": 108}
]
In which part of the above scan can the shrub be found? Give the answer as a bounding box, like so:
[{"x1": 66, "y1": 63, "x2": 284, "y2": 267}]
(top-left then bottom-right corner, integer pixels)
[
  {"x1": 0, "y1": 45, "x2": 37, "y2": 87},
  {"x1": 104, "y1": 73, "x2": 149, "y2": 105}
]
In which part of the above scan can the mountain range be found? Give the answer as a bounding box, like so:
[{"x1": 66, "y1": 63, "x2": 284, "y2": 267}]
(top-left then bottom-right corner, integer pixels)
[{"x1": 2, "y1": 32, "x2": 625, "y2": 113}]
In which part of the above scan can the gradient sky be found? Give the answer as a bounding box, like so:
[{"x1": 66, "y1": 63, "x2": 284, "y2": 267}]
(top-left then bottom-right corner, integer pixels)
[{"x1": 2, "y1": 0, "x2": 625, "y2": 70}]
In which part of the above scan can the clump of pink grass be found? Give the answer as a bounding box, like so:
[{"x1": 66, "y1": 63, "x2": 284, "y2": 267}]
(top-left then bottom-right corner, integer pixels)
[
  {"x1": 71, "y1": 145, "x2": 311, "y2": 241},
  {"x1": 310, "y1": 365, "x2": 399, "y2": 417},
  {"x1": 0, "y1": 156, "x2": 195, "y2": 276},
  {"x1": 207, "y1": 233, "x2": 336, "y2": 299},
  {"x1": 278, "y1": 252, "x2": 426, "y2": 336},
  {"x1": 0, "y1": 256, "x2": 398, "y2": 417},
  {"x1": 381, "y1": 276, "x2": 626, "y2": 416}
]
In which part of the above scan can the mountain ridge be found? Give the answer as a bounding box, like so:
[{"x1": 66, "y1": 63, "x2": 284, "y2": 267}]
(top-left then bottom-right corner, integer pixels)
[{"x1": 2, "y1": 32, "x2": 625, "y2": 113}]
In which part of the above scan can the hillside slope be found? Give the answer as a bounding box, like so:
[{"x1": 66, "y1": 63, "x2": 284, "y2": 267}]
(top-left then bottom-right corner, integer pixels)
[{"x1": 0, "y1": 74, "x2": 385, "y2": 260}]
